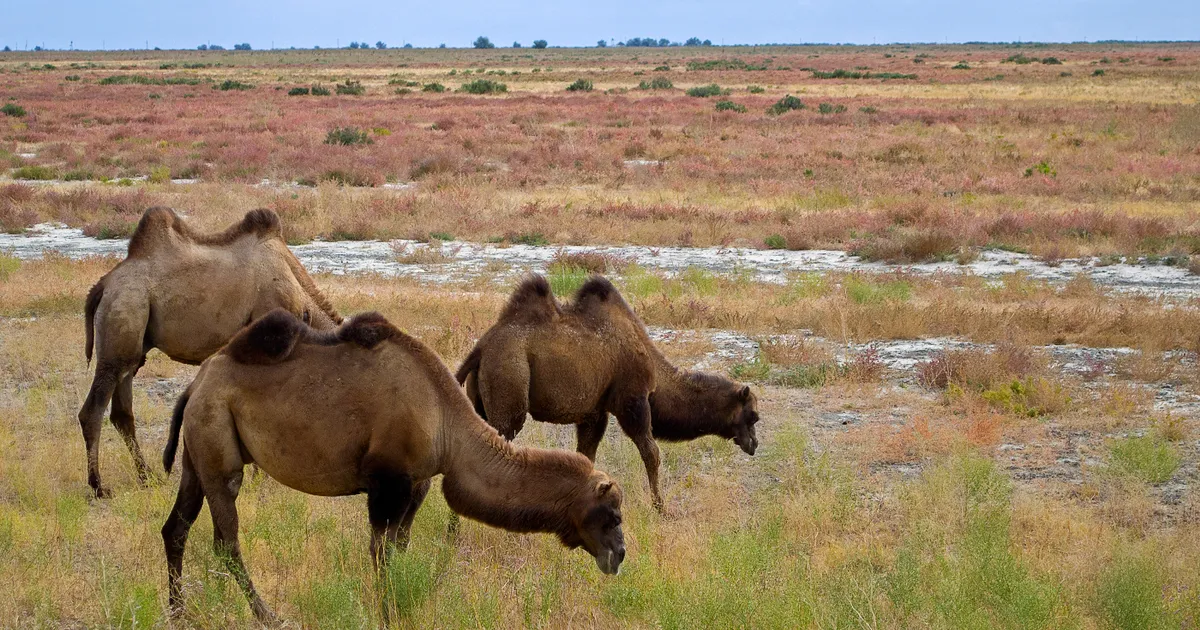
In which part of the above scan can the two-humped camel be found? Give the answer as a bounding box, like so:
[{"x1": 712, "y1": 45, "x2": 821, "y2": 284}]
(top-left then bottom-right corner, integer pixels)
[
  {"x1": 162, "y1": 309, "x2": 626, "y2": 622},
  {"x1": 456, "y1": 275, "x2": 761, "y2": 511},
  {"x1": 80, "y1": 207, "x2": 341, "y2": 496}
]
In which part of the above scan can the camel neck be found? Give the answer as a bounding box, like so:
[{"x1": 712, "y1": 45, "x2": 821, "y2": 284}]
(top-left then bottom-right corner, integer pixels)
[
  {"x1": 438, "y1": 410, "x2": 588, "y2": 537},
  {"x1": 648, "y1": 362, "x2": 733, "y2": 440}
]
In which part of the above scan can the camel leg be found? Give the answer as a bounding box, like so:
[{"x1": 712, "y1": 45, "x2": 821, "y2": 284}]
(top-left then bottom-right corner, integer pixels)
[
  {"x1": 478, "y1": 358, "x2": 530, "y2": 441},
  {"x1": 367, "y1": 470, "x2": 414, "y2": 568},
  {"x1": 204, "y1": 467, "x2": 275, "y2": 623},
  {"x1": 162, "y1": 446, "x2": 205, "y2": 616},
  {"x1": 110, "y1": 369, "x2": 153, "y2": 485},
  {"x1": 398, "y1": 478, "x2": 432, "y2": 545},
  {"x1": 575, "y1": 411, "x2": 610, "y2": 461},
  {"x1": 616, "y1": 395, "x2": 664, "y2": 512},
  {"x1": 78, "y1": 361, "x2": 123, "y2": 498}
]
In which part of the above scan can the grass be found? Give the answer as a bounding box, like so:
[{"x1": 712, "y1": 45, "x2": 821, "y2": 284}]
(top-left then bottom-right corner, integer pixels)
[
  {"x1": 1108, "y1": 434, "x2": 1181, "y2": 483},
  {"x1": 12, "y1": 165, "x2": 58, "y2": 180}
]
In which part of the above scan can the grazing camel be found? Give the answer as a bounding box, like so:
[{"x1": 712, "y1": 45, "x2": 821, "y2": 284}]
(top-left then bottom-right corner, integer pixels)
[
  {"x1": 456, "y1": 275, "x2": 760, "y2": 511},
  {"x1": 80, "y1": 206, "x2": 340, "y2": 497},
  {"x1": 161, "y1": 309, "x2": 626, "y2": 622}
]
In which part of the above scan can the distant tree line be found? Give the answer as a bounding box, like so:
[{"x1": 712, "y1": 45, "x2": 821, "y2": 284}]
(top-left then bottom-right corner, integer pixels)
[{"x1": 620, "y1": 37, "x2": 713, "y2": 47}]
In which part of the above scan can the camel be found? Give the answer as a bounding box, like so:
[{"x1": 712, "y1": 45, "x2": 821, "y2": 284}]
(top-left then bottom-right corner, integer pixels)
[
  {"x1": 456, "y1": 275, "x2": 760, "y2": 511},
  {"x1": 80, "y1": 206, "x2": 341, "y2": 497},
  {"x1": 161, "y1": 309, "x2": 626, "y2": 622}
]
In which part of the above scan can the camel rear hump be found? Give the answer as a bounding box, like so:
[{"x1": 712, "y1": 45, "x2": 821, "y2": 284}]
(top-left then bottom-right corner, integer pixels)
[{"x1": 225, "y1": 309, "x2": 400, "y2": 365}]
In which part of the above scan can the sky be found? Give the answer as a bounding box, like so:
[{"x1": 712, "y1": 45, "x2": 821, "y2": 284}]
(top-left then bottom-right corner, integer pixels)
[{"x1": 1, "y1": 0, "x2": 1197, "y2": 51}]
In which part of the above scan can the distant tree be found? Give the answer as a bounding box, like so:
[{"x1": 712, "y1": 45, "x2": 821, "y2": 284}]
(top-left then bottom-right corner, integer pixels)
[
  {"x1": 404, "y1": 43, "x2": 413, "y2": 48},
  {"x1": 532, "y1": 39, "x2": 548, "y2": 49},
  {"x1": 197, "y1": 44, "x2": 208, "y2": 50},
  {"x1": 314, "y1": 45, "x2": 321, "y2": 49},
  {"x1": 703, "y1": 39, "x2": 713, "y2": 46},
  {"x1": 658, "y1": 38, "x2": 670, "y2": 47},
  {"x1": 233, "y1": 43, "x2": 251, "y2": 50},
  {"x1": 348, "y1": 42, "x2": 359, "y2": 49},
  {"x1": 473, "y1": 36, "x2": 494, "y2": 49},
  {"x1": 154, "y1": 46, "x2": 162, "y2": 51},
  {"x1": 2, "y1": 46, "x2": 10, "y2": 52},
  {"x1": 439, "y1": 43, "x2": 447, "y2": 48},
  {"x1": 376, "y1": 41, "x2": 387, "y2": 49},
  {"x1": 209, "y1": 44, "x2": 225, "y2": 50},
  {"x1": 685, "y1": 37, "x2": 702, "y2": 46},
  {"x1": 513, "y1": 41, "x2": 522, "y2": 48},
  {"x1": 597, "y1": 40, "x2": 607, "y2": 48},
  {"x1": 34, "y1": 45, "x2": 43, "y2": 51}
]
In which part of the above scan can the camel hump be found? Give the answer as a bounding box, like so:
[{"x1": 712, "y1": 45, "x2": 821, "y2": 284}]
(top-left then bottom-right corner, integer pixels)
[
  {"x1": 337, "y1": 312, "x2": 399, "y2": 349},
  {"x1": 574, "y1": 276, "x2": 618, "y2": 303},
  {"x1": 498, "y1": 275, "x2": 561, "y2": 324},
  {"x1": 127, "y1": 207, "x2": 282, "y2": 257},
  {"x1": 225, "y1": 309, "x2": 306, "y2": 365}
]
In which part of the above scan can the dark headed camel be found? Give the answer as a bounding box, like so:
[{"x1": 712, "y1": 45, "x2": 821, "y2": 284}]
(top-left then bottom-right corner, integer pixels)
[
  {"x1": 162, "y1": 309, "x2": 626, "y2": 622},
  {"x1": 456, "y1": 275, "x2": 760, "y2": 511},
  {"x1": 80, "y1": 207, "x2": 340, "y2": 497}
]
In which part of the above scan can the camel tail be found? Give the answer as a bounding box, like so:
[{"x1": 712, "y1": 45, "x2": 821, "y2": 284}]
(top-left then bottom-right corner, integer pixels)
[
  {"x1": 455, "y1": 346, "x2": 482, "y2": 385},
  {"x1": 163, "y1": 382, "x2": 193, "y2": 474},
  {"x1": 84, "y1": 279, "x2": 105, "y2": 364}
]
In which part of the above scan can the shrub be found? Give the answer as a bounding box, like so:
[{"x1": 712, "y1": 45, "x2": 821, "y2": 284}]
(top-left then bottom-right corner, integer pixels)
[
  {"x1": 1004, "y1": 53, "x2": 1039, "y2": 64},
  {"x1": 1095, "y1": 550, "x2": 1172, "y2": 630},
  {"x1": 510, "y1": 232, "x2": 548, "y2": 246},
  {"x1": 287, "y1": 87, "x2": 310, "y2": 96},
  {"x1": 1041, "y1": 57, "x2": 1062, "y2": 65},
  {"x1": 310, "y1": 85, "x2": 331, "y2": 96},
  {"x1": 685, "y1": 84, "x2": 724, "y2": 97},
  {"x1": 715, "y1": 100, "x2": 746, "y2": 113},
  {"x1": 422, "y1": 82, "x2": 446, "y2": 92},
  {"x1": 532, "y1": 40, "x2": 548, "y2": 49},
  {"x1": 686, "y1": 59, "x2": 767, "y2": 71},
  {"x1": 12, "y1": 165, "x2": 58, "y2": 180},
  {"x1": 458, "y1": 79, "x2": 507, "y2": 94},
  {"x1": 764, "y1": 234, "x2": 787, "y2": 249},
  {"x1": 817, "y1": 103, "x2": 847, "y2": 114},
  {"x1": 980, "y1": 377, "x2": 1071, "y2": 417},
  {"x1": 811, "y1": 69, "x2": 916, "y2": 79},
  {"x1": 767, "y1": 94, "x2": 805, "y2": 115},
  {"x1": 217, "y1": 79, "x2": 253, "y2": 91},
  {"x1": 324, "y1": 127, "x2": 373, "y2": 146},
  {"x1": 1, "y1": 103, "x2": 25, "y2": 117},
  {"x1": 747, "y1": 85, "x2": 765, "y2": 93},
  {"x1": 653, "y1": 65, "x2": 671, "y2": 71},
  {"x1": 148, "y1": 166, "x2": 171, "y2": 184},
  {"x1": 64, "y1": 75, "x2": 80, "y2": 81},
  {"x1": 637, "y1": 77, "x2": 673, "y2": 90},
  {"x1": 1092, "y1": 69, "x2": 1106, "y2": 76},
  {"x1": 1108, "y1": 434, "x2": 1181, "y2": 484},
  {"x1": 393, "y1": 88, "x2": 412, "y2": 95},
  {"x1": 566, "y1": 78, "x2": 593, "y2": 92},
  {"x1": 335, "y1": 80, "x2": 365, "y2": 95},
  {"x1": 1024, "y1": 161, "x2": 1056, "y2": 178},
  {"x1": 860, "y1": 106, "x2": 878, "y2": 113},
  {"x1": 952, "y1": 61, "x2": 970, "y2": 69}
]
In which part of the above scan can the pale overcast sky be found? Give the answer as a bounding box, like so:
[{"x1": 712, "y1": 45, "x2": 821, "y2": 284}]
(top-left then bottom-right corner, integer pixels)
[{"x1": 2, "y1": 0, "x2": 1196, "y2": 51}]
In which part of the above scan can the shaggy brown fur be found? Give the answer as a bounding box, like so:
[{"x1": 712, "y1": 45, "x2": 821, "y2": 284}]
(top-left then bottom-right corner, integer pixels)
[
  {"x1": 79, "y1": 207, "x2": 341, "y2": 498},
  {"x1": 161, "y1": 309, "x2": 625, "y2": 622},
  {"x1": 456, "y1": 275, "x2": 761, "y2": 511}
]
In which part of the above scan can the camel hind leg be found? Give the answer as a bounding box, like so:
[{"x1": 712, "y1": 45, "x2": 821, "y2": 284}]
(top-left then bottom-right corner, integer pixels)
[
  {"x1": 162, "y1": 445, "x2": 205, "y2": 616},
  {"x1": 575, "y1": 411, "x2": 610, "y2": 461},
  {"x1": 111, "y1": 368, "x2": 153, "y2": 485},
  {"x1": 616, "y1": 395, "x2": 664, "y2": 512}
]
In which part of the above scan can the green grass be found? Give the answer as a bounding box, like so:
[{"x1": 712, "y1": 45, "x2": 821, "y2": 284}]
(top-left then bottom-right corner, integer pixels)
[
  {"x1": 843, "y1": 276, "x2": 912, "y2": 304},
  {"x1": 1095, "y1": 548, "x2": 1174, "y2": 630},
  {"x1": 0, "y1": 254, "x2": 20, "y2": 280},
  {"x1": 547, "y1": 264, "x2": 591, "y2": 296},
  {"x1": 1108, "y1": 434, "x2": 1181, "y2": 483},
  {"x1": 12, "y1": 165, "x2": 58, "y2": 180}
]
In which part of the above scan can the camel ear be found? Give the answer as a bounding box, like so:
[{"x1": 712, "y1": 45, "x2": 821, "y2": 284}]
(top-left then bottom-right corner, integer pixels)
[
  {"x1": 596, "y1": 480, "x2": 614, "y2": 497},
  {"x1": 739, "y1": 385, "x2": 752, "y2": 401}
]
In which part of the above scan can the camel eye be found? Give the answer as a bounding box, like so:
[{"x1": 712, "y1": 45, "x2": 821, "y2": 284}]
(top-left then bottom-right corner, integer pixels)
[{"x1": 302, "y1": 310, "x2": 311, "y2": 324}]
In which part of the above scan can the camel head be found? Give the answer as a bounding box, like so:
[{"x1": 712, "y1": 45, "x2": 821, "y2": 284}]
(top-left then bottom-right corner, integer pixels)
[
  {"x1": 562, "y1": 471, "x2": 626, "y2": 575},
  {"x1": 726, "y1": 385, "x2": 760, "y2": 455}
]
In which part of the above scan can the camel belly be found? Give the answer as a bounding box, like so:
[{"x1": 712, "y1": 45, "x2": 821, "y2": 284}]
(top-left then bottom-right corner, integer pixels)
[{"x1": 235, "y1": 416, "x2": 368, "y2": 496}]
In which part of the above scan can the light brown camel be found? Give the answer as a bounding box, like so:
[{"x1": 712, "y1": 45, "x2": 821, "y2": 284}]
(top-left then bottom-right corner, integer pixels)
[
  {"x1": 161, "y1": 309, "x2": 626, "y2": 622},
  {"x1": 80, "y1": 206, "x2": 341, "y2": 497},
  {"x1": 456, "y1": 275, "x2": 760, "y2": 511}
]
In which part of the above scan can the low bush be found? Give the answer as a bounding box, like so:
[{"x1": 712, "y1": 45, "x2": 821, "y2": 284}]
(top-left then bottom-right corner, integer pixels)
[
  {"x1": 817, "y1": 103, "x2": 847, "y2": 114},
  {"x1": 566, "y1": 78, "x2": 593, "y2": 92},
  {"x1": 310, "y1": 85, "x2": 332, "y2": 96},
  {"x1": 1108, "y1": 434, "x2": 1181, "y2": 483},
  {"x1": 335, "y1": 80, "x2": 365, "y2": 95},
  {"x1": 715, "y1": 100, "x2": 747, "y2": 113},
  {"x1": 685, "y1": 84, "x2": 724, "y2": 97},
  {"x1": 12, "y1": 165, "x2": 58, "y2": 180},
  {"x1": 767, "y1": 95, "x2": 805, "y2": 115},
  {"x1": 811, "y1": 69, "x2": 916, "y2": 79},
  {"x1": 1, "y1": 103, "x2": 25, "y2": 117},
  {"x1": 458, "y1": 79, "x2": 507, "y2": 94},
  {"x1": 422, "y1": 82, "x2": 446, "y2": 93},
  {"x1": 287, "y1": 87, "x2": 310, "y2": 96},
  {"x1": 217, "y1": 79, "x2": 253, "y2": 91},
  {"x1": 324, "y1": 127, "x2": 373, "y2": 146},
  {"x1": 637, "y1": 77, "x2": 673, "y2": 90}
]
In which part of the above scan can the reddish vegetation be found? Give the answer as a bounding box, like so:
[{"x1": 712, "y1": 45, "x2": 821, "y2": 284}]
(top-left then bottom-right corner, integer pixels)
[{"x1": 2, "y1": 44, "x2": 1199, "y2": 257}]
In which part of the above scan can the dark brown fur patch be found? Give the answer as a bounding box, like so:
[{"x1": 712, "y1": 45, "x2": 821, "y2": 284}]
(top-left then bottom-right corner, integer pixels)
[
  {"x1": 336, "y1": 312, "x2": 398, "y2": 349},
  {"x1": 498, "y1": 275, "x2": 561, "y2": 325},
  {"x1": 574, "y1": 276, "x2": 616, "y2": 303},
  {"x1": 225, "y1": 309, "x2": 305, "y2": 365}
]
